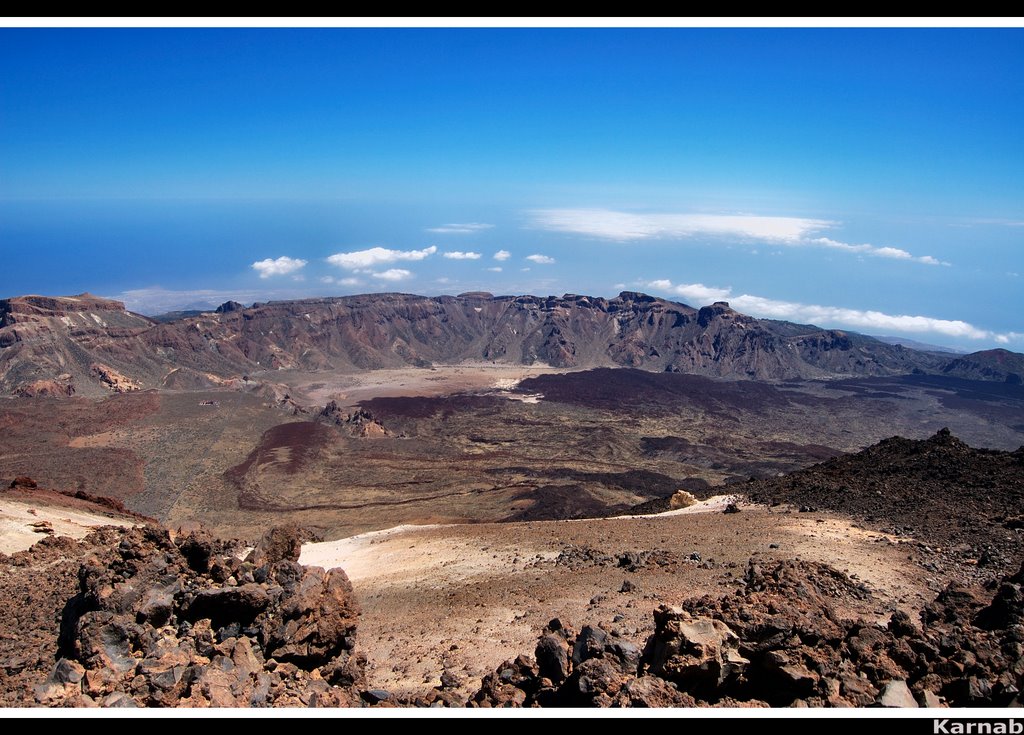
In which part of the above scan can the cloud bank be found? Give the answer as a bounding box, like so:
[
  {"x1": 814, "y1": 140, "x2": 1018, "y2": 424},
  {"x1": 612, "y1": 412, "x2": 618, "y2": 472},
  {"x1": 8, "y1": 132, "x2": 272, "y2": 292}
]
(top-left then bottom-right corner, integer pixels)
[
  {"x1": 534, "y1": 208, "x2": 831, "y2": 242},
  {"x1": 251, "y1": 256, "x2": 307, "y2": 279},
  {"x1": 327, "y1": 245, "x2": 436, "y2": 270},
  {"x1": 645, "y1": 279, "x2": 1016, "y2": 343},
  {"x1": 533, "y1": 208, "x2": 945, "y2": 265}
]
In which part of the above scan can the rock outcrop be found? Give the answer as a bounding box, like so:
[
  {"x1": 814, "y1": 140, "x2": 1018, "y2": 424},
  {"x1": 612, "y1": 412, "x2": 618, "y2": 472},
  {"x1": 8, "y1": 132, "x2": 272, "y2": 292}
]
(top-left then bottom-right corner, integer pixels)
[
  {"x1": 472, "y1": 558, "x2": 1024, "y2": 708},
  {"x1": 748, "y1": 429, "x2": 1024, "y2": 575},
  {"x1": 33, "y1": 525, "x2": 365, "y2": 708}
]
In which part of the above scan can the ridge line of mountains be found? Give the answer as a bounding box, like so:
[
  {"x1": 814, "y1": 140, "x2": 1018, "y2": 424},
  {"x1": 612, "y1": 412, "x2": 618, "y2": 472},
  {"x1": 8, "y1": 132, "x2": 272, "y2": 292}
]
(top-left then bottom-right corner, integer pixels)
[{"x1": 1, "y1": 290, "x2": 1021, "y2": 397}]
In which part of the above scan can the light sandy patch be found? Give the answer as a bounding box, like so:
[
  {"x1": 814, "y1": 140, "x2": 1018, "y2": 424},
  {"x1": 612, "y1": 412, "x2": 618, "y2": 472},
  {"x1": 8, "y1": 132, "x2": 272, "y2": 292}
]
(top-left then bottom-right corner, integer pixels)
[
  {"x1": 274, "y1": 363, "x2": 577, "y2": 405},
  {"x1": 502, "y1": 392, "x2": 543, "y2": 404},
  {"x1": 0, "y1": 499, "x2": 137, "y2": 555},
  {"x1": 624, "y1": 493, "x2": 743, "y2": 518}
]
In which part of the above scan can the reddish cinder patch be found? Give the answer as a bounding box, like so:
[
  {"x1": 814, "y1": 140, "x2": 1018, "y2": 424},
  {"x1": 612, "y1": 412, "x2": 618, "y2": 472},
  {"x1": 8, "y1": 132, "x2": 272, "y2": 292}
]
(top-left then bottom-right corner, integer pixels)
[{"x1": 225, "y1": 421, "x2": 336, "y2": 510}]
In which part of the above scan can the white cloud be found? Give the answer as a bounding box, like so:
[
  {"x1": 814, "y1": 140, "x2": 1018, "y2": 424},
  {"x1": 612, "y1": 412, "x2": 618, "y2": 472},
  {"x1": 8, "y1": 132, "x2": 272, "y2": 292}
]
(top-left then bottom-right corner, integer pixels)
[
  {"x1": 371, "y1": 268, "x2": 413, "y2": 282},
  {"x1": 319, "y1": 276, "x2": 335, "y2": 284},
  {"x1": 487, "y1": 266, "x2": 503, "y2": 272},
  {"x1": 326, "y1": 245, "x2": 436, "y2": 270},
  {"x1": 339, "y1": 277, "x2": 362, "y2": 286},
  {"x1": 426, "y1": 223, "x2": 494, "y2": 234},
  {"x1": 493, "y1": 249, "x2": 511, "y2": 261},
  {"x1": 526, "y1": 254, "x2": 555, "y2": 264},
  {"x1": 251, "y1": 256, "x2": 307, "y2": 279},
  {"x1": 813, "y1": 237, "x2": 949, "y2": 266},
  {"x1": 533, "y1": 208, "x2": 831, "y2": 243},
  {"x1": 729, "y1": 294, "x2": 1001, "y2": 340},
  {"x1": 646, "y1": 280, "x2": 731, "y2": 303},
  {"x1": 443, "y1": 251, "x2": 482, "y2": 260},
  {"x1": 642, "y1": 279, "x2": 1017, "y2": 343},
  {"x1": 532, "y1": 208, "x2": 945, "y2": 266}
]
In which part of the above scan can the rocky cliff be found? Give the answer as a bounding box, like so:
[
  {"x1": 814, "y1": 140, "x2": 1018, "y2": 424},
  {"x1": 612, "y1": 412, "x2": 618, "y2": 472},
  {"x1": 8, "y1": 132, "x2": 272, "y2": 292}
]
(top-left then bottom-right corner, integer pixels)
[{"x1": 0, "y1": 290, "x2": 1014, "y2": 395}]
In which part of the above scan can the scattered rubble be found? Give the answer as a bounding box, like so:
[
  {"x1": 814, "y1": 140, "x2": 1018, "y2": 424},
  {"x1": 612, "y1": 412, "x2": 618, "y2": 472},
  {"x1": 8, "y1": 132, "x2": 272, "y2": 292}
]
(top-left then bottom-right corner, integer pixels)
[{"x1": 473, "y1": 558, "x2": 1024, "y2": 708}]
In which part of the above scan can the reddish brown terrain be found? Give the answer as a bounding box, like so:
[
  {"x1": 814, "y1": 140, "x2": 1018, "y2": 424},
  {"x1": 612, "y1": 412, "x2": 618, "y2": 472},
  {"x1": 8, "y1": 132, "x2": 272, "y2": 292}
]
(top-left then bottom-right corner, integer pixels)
[
  {"x1": 3, "y1": 291, "x2": 1020, "y2": 398},
  {"x1": 1, "y1": 290, "x2": 1023, "y2": 708}
]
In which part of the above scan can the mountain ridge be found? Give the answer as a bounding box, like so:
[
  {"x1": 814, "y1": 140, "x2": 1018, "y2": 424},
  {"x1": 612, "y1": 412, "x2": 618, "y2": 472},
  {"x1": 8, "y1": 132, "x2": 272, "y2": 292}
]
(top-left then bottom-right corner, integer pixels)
[{"x1": 1, "y1": 290, "x2": 1019, "y2": 396}]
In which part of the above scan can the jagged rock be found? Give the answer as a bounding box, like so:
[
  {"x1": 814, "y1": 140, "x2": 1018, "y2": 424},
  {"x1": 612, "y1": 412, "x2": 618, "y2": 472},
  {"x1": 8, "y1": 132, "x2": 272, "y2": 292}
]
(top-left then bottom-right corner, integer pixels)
[
  {"x1": 474, "y1": 556, "x2": 1024, "y2": 708},
  {"x1": 439, "y1": 670, "x2": 462, "y2": 690},
  {"x1": 975, "y1": 563, "x2": 1024, "y2": 630},
  {"x1": 185, "y1": 585, "x2": 270, "y2": 628},
  {"x1": 876, "y1": 680, "x2": 918, "y2": 708},
  {"x1": 572, "y1": 625, "x2": 608, "y2": 667},
  {"x1": 9, "y1": 476, "x2": 37, "y2": 489},
  {"x1": 361, "y1": 689, "x2": 391, "y2": 704},
  {"x1": 536, "y1": 634, "x2": 570, "y2": 683},
  {"x1": 888, "y1": 610, "x2": 921, "y2": 638},
  {"x1": 215, "y1": 301, "x2": 244, "y2": 314},
  {"x1": 102, "y1": 692, "x2": 139, "y2": 708},
  {"x1": 641, "y1": 607, "x2": 745, "y2": 695},
  {"x1": 265, "y1": 566, "x2": 359, "y2": 667},
  {"x1": 248, "y1": 525, "x2": 307, "y2": 568},
  {"x1": 50, "y1": 657, "x2": 85, "y2": 685},
  {"x1": 19, "y1": 525, "x2": 366, "y2": 708}
]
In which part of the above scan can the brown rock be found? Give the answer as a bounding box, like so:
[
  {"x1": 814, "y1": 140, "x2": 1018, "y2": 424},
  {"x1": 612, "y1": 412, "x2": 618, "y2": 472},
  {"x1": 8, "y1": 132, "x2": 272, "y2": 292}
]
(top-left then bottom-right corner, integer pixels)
[
  {"x1": 249, "y1": 525, "x2": 308, "y2": 568},
  {"x1": 642, "y1": 607, "x2": 745, "y2": 695}
]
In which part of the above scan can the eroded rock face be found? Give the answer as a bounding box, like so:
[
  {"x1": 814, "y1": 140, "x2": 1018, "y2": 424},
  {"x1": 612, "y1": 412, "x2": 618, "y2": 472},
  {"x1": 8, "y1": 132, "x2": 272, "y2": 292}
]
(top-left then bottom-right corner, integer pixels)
[
  {"x1": 6, "y1": 289, "x2": 1014, "y2": 397},
  {"x1": 38, "y1": 525, "x2": 365, "y2": 708},
  {"x1": 472, "y1": 558, "x2": 1024, "y2": 708}
]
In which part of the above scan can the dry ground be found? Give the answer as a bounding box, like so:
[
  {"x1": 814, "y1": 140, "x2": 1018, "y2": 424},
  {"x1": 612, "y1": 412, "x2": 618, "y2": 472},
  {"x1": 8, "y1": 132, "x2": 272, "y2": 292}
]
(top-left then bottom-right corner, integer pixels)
[{"x1": 301, "y1": 501, "x2": 932, "y2": 702}]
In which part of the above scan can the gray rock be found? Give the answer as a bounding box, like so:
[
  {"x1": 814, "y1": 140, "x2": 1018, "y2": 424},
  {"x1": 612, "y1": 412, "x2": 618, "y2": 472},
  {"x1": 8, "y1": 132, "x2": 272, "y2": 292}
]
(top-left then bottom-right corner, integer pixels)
[
  {"x1": 877, "y1": 680, "x2": 918, "y2": 708},
  {"x1": 572, "y1": 625, "x2": 609, "y2": 667},
  {"x1": 102, "y1": 692, "x2": 140, "y2": 708},
  {"x1": 50, "y1": 657, "x2": 85, "y2": 685}
]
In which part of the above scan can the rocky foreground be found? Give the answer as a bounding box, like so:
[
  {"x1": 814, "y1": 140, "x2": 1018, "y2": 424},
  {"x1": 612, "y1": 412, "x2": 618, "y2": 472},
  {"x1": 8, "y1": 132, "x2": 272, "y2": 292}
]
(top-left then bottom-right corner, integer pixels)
[
  {"x1": 1, "y1": 525, "x2": 366, "y2": 708},
  {"x1": 1, "y1": 516, "x2": 1022, "y2": 708},
  {"x1": 472, "y1": 560, "x2": 1024, "y2": 708}
]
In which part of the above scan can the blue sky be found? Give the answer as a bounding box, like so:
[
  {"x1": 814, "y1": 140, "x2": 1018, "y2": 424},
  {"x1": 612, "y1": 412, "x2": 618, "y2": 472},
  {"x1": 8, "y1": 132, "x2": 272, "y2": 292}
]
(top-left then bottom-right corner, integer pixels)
[{"x1": 1, "y1": 27, "x2": 1022, "y2": 349}]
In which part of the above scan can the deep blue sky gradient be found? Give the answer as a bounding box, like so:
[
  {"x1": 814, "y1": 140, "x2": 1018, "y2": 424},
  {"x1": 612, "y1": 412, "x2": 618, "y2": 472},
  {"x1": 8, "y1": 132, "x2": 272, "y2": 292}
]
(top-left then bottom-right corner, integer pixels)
[{"x1": 1, "y1": 28, "x2": 1021, "y2": 348}]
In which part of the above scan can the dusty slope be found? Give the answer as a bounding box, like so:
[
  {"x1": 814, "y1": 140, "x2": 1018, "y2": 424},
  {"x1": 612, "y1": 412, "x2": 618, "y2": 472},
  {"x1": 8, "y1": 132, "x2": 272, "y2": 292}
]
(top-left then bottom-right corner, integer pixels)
[
  {"x1": 300, "y1": 504, "x2": 932, "y2": 701},
  {"x1": 746, "y1": 428, "x2": 1024, "y2": 575},
  {"x1": 0, "y1": 498, "x2": 137, "y2": 554}
]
